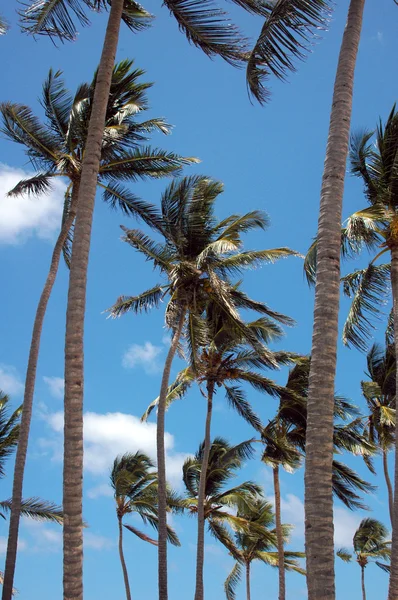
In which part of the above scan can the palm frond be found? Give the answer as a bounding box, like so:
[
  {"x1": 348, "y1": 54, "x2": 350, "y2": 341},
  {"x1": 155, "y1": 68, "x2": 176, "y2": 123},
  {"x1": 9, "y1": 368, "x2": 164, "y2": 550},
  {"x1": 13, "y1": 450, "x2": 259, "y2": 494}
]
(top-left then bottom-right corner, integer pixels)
[
  {"x1": 337, "y1": 548, "x2": 353, "y2": 562},
  {"x1": 224, "y1": 562, "x2": 242, "y2": 600},
  {"x1": 0, "y1": 14, "x2": 9, "y2": 34},
  {"x1": 41, "y1": 68, "x2": 73, "y2": 139},
  {"x1": 123, "y1": 523, "x2": 158, "y2": 545},
  {"x1": 18, "y1": 0, "x2": 96, "y2": 41},
  {"x1": 163, "y1": 0, "x2": 247, "y2": 65},
  {"x1": 0, "y1": 498, "x2": 63, "y2": 523},
  {"x1": 230, "y1": 287, "x2": 294, "y2": 326},
  {"x1": 107, "y1": 284, "x2": 165, "y2": 318},
  {"x1": 332, "y1": 460, "x2": 375, "y2": 511},
  {"x1": 141, "y1": 367, "x2": 194, "y2": 421},
  {"x1": 7, "y1": 172, "x2": 56, "y2": 198},
  {"x1": 219, "y1": 248, "x2": 302, "y2": 275},
  {"x1": 246, "y1": 0, "x2": 332, "y2": 103},
  {"x1": 99, "y1": 182, "x2": 163, "y2": 230},
  {"x1": 224, "y1": 385, "x2": 262, "y2": 431},
  {"x1": 121, "y1": 226, "x2": 174, "y2": 271}
]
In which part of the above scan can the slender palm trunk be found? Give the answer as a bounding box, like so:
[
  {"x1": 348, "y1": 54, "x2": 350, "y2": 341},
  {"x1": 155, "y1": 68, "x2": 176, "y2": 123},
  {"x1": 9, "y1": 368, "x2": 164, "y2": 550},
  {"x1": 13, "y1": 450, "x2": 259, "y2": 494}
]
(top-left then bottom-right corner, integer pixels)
[
  {"x1": 382, "y1": 448, "x2": 394, "y2": 526},
  {"x1": 304, "y1": 2, "x2": 365, "y2": 599},
  {"x1": 245, "y1": 562, "x2": 251, "y2": 600},
  {"x1": 273, "y1": 465, "x2": 285, "y2": 600},
  {"x1": 118, "y1": 516, "x2": 132, "y2": 600},
  {"x1": 388, "y1": 245, "x2": 398, "y2": 600},
  {"x1": 361, "y1": 566, "x2": 366, "y2": 600},
  {"x1": 1, "y1": 186, "x2": 79, "y2": 600},
  {"x1": 62, "y1": 3, "x2": 125, "y2": 599},
  {"x1": 194, "y1": 379, "x2": 215, "y2": 600},
  {"x1": 157, "y1": 310, "x2": 186, "y2": 600}
]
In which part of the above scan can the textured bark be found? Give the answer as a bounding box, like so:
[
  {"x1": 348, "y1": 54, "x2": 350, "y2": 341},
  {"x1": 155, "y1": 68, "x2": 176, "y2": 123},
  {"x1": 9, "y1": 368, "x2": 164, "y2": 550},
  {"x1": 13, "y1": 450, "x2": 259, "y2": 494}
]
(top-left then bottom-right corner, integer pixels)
[
  {"x1": 118, "y1": 517, "x2": 132, "y2": 600},
  {"x1": 62, "y1": 2, "x2": 125, "y2": 599},
  {"x1": 194, "y1": 380, "x2": 215, "y2": 600},
  {"x1": 157, "y1": 311, "x2": 186, "y2": 600},
  {"x1": 382, "y1": 448, "x2": 394, "y2": 526},
  {"x1": 1, "y1": 185, "x2": 78, "y2": 600},
  {"x1": 273, "y1": 465, "x2": 285, "y2": 600},
  {"x1": 361, "y1": 566, "x2": 366, "y2": 600},
  {"x1": 388, "y1": 245, "x2": 398, "y2": 600},
  {"x1": 245, "y1": 562, "x2": 251, "y2": 600},
  {"x1": 304, "y1": 2, "x2": 366, "y2": 599}
]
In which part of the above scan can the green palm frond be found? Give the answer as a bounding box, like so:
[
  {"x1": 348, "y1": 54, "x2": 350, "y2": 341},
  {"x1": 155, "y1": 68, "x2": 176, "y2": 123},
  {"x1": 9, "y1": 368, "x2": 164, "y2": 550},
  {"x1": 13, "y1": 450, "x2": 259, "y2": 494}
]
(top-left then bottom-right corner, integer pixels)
[
  {"x1": 141, "y1": 367, "x2": 194, "y2": 421},
  {"x1": 41, "y1": 68, "x2": 73, "y2": 139},
  {"x1": 19, "y1": 0, "x2": 94, "y2": 40},
  {"x1": 99, "y1": 182, "x2": 163, "y2": 230},
  {"x1": 0, "y1": 14, "x2": 9, "y2": 34},
  {"x1": 353, "y1": 518, "x2": 390, "y2": 555},
  {"x1": 7, "y1": 172, "x2": 56, "y2": 197},
  {"x1": 135, "y1": 512, "x2": 181, "y2": 546},
  {"x1": 121, "y1": 226, "x2": 174, "y2": 271},
  {"x1": 219, "y1": 248, "x2": 302, "y2": 275},
  {"x1": 342, "y1": 263, "x2": 391, "y2": 351},
  {"x1": 0, "y1": 393, "x2": 21, "y2": 478},
  {"x1": 337, "y1": 548, "x2": 352, "y2": 563},
  {"x1": 216, "y1": 211, "x2": 269, "y2": 243},
  {"x1": 0, "y1": 498, "x2": 63, "y2": 523},
  {"x1": 163, "y1": 0, "x2": 247, "y2": 65},
  {"x1": 224, "y1": 562, "x2": 242, "y2": 600},
  {"x1": 332, "y1": 460, "x2": 375, "y2": 511},
  {"x1": 224, "y1": 385, "x2": 262, "y2": 431},
  {"x1": 246, "y1": 0, "x2": 332, "y2": 104},
  {"x1": 229, "y1": 287, "x2": 295, "y2": 326},
  {"x1": 107, "y1": 284, "x2": 166, "y2": 318}
]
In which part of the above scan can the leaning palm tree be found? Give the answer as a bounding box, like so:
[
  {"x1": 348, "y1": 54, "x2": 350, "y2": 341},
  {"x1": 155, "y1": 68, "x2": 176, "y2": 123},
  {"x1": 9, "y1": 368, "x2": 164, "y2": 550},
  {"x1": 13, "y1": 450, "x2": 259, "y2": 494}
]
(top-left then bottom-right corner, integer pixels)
[
  {"x1": 222, "y1": 495, "x2": 305, "y2": 600},
  {"x1": 0, "y1": 61, "x2": 194, "y2": 600},
  {"x1": 337, "y1": 518, "x2": 391, "y2": 600},
  {"x1": 142, "y1": 301, "x2": 297, "y2": 600},
  {"x1": 110, "y1": 452, "x2": 180, "y2": 600},
  {"x1": 108, "y1": 177, "x2": 299, "y2": 600},
  {"x1": 361, "y1": 342, "x2": 396, "y2": 525}
]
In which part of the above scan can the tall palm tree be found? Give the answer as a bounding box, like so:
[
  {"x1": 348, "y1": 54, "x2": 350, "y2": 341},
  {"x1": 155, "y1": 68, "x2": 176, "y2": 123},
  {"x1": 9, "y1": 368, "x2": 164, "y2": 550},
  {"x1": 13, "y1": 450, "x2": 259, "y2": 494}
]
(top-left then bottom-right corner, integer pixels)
[
  {"x1": 110, "y1": 452, "x2": 180, "y2": 600},
  {"x1": 302, "y1": 1, "x2": 367, "y2": 598},
  {"x1": 222, "y1": 495, "x2": 305, "y2": 600},
  {"x1": 361, "y1": 343, "x2": 396, "y2": 525},
  {"x1": 261, "y1": 357, "x2": 375, "y2": 600},
  {"x1": 0, "y1": 60, "x2": 193, "y2": 600},
  {"x1": 337, "y1": 518, "x2": 391, "y2": 600},
  {"x1": 108, "y1": 175, "x2": 300, "y2": 600},
  {"x1": 304, "y1": 106, "x2": 398, "y2": 599},
  {"x1": 142, "y1": 300, "x2": 298, "y2": 600}
]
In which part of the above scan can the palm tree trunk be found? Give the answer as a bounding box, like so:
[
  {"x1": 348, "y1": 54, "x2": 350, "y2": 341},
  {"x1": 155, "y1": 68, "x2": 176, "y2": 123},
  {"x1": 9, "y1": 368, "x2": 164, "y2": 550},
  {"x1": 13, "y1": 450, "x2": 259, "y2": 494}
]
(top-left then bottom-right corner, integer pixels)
[
  {"x1": 194, "y1": 379, "x2": 215, "y2": 600},
  {"x1": 62, "y1": 2, "x2": 125, "y2": 599},
  {"x1": 246, "y1": 562, "x2": 251, "y2": 600},
  {"x1": 382, "y1": 448, "x2": 394, "y2": 526},
  {"x1": 273, "y1": 465, "x2": 285, "y2": 600},
  {"x1": 118, "y1": 516, "x2": 132, "y2": 600},
  {"x1": 1, "y1": 185, "x2": 79, "y2": 600},
  {"x1": 388, "y1": 244, "x2": 398, "y2": 600},
  {"x1": 157, "y1": 310, "x2": 186, "y2": 600},
  {"x1": 361, "y1": 565, "x2": 366, "y2": 600},
  {"x1": 304, "y1": 1, "x2": 365, "y2": 599}
]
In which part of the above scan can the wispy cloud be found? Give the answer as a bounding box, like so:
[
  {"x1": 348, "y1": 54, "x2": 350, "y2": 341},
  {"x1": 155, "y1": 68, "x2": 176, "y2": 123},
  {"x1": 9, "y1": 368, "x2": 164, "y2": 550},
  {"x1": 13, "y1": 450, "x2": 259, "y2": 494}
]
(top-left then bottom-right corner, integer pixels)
[
  {"x1": 0, "y1": 364, "x2": 24, "y2": 396},
  {"x1": 122, "y1": 342, "x2": 163, "y2": 374},
  {"x1": 43, "y1": 376, "x2": 64, "y2": 399},
  {"x1": 0, "y1": 164, "x2": 66, "y2": 244}
]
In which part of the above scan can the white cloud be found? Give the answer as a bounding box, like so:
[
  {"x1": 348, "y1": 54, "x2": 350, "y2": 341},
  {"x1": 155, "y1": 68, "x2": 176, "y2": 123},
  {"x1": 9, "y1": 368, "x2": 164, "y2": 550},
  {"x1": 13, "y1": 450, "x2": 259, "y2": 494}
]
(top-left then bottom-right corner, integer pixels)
[
  {"x1": 21, "y1": 520, "x2": 62, "y2": 553},
  {"x1": 42, "y1": 410, "x2": 187, "y2": 487},
  {"x1": 334, "y1": 507, "x2": 361, "y2": 548},
  {"x1": 0, "y1": 536, "x2": 26, "y2": 554},
  {"x1": 0, "y1": 364, "x2": 24, "y2": 396},
  {"x1": 85, "y1": 532, "x2": 114, "y2": 550},
  {"x1": 122, "y1": 342, "x2": 163, "y2": 374},
  {"x1": 377, "y1": 31, "x2": 384, "y2": 44},
  {"x1": 43, "y1": 376, "x2": 64, "y2": 399},
  {"x1": 0, "y1": 165, "x2": 66, "y2": 244},
  {"x1": 87, "y1": 483, "x2": 114, "y2": 499}
]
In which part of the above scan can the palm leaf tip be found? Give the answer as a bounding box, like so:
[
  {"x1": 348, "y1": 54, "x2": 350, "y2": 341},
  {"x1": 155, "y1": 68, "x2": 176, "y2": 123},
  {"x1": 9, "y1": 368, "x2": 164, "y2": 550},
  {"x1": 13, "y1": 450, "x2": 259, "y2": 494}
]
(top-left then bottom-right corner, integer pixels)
[
  {"x1": 246, "y1": 0, "x2": 332, "y2": 104},
  {"x1": 18, "y1": 0, "x2": 93, "y2": 41}
]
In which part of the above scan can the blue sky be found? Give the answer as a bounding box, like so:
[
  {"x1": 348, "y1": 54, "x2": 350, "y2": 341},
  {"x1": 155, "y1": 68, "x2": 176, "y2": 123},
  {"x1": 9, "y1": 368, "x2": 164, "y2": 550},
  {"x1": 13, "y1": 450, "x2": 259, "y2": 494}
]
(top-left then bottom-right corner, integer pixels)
[{"x1": 1, "y1": 1, "x2": 397, "y2": 599}]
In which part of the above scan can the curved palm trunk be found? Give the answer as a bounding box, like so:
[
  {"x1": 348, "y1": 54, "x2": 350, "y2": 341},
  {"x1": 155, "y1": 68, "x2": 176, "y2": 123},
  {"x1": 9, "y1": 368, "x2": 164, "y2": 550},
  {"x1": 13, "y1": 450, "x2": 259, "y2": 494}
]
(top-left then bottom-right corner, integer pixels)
[
  {"x1": 118, "y1": 516, "x2": 132, "y2": 600},
  {"x1": 157, "y1": 310, "x2": 186, "y2": 600},
  {"x1": 1, "y1": 186, "x2": 78, "y2": 600},
  {"x1": 62, "y1": 2, "x2": 125, "y2": 599},
  {"x1": 245, "y1": 562, "x2": 251, "y2": 600},
  {"x1": 304, "y1": 2, "x2": 365, "y2": 599},
  {"x1": 382, "y1": 448, "x2": 394, "y2": 526},
  {"x1": 361, "y1": 565, "x2": 366, "y2": 600},
  {"x1": 388, "y1": 245, "x2": 398, "y2": 600},
  {"x1": 194, "y1": 379, "x2": 215, "y2": 600},
  {"x1": 273, "y1": 465, "x2": 285, "y2": 600}
]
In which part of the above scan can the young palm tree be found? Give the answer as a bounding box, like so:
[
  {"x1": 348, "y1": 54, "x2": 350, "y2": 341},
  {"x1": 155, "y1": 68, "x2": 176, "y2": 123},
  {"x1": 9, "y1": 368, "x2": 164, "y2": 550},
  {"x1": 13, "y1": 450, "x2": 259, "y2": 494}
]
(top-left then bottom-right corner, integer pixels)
[
  {"x1": 337, "y1": 518, "x2": 391, "y2": 600},
  {"x1": 110, "y1": 452, "x2": 180, "y2": 600},
  {"x1": 0, "y1": 60, "x2": 194, "y2": 600},
  {"x1": 304, "y1": 106, "x2": 398, "y2": 599},
  {"x1": 361, "y1": 343, "x2": 396, "y2": 525},
  {"x1": 108, "y1": 174, "x2": 300, "y2": 600},
  {"x1": 222, "y1": 495, "x2": 305, "y2": 600},
  {"x1": 142, "y1": 300, "x2": 298, "y2": 600}
]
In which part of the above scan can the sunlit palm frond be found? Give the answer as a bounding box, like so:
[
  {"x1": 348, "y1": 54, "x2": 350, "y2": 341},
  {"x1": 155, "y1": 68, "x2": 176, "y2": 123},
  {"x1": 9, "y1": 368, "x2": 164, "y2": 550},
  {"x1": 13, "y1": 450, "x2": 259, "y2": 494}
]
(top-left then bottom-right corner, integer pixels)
[
  {"x1": 224, "y1": 561, "x2": 242, "y2": 600},
  {"x1": 141, "y1": 367, "x2": 194, "y2": 421},
  {"x1": 0, "y1": 14, "x2": 9, "y2": 34},
  {"x1": 337, "y1": 548, "x2": 353, "y2": 562},
  {"x1": 107, "y1": 284, "x2": 166, "y2": 318}
]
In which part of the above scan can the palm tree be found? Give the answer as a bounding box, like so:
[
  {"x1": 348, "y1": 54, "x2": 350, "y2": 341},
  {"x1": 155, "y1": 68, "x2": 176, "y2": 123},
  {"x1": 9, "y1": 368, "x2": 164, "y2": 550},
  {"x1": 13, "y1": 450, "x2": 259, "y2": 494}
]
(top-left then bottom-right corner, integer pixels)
[
  {"x1": 142, "y1": 300, "x2": 298, "y2": 600},
  {"x1": 304, "y1": 106, "x2": 398, "y2": 599},
  {"x1": 261, "y1": 357, "x2": 375, "y2": 600},
  {"x1": 0, "y1": 60, "x2": 194, "y2": 600},
  {"x1": 222, "y1": 495, "x2": 305, "y2": 600},
  {"x1": 110, "y1": 452, "x2": 180, "y2": 600},
  {"x1": 337, "y1": 518, "x2": 391, "y2": 600},
  {"x1": 108, "y1": 177, "x2": 300, "y2": 600},
  {"x1": 361, "y1": 342, "x2": 396, "y2": 525}
]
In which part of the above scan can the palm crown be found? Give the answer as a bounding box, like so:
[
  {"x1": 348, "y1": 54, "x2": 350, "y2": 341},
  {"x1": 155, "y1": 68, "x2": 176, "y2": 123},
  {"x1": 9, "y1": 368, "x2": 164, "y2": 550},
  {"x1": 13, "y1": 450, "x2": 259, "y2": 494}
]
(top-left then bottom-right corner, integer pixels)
[
  {"x1": 18, "y1": 0, "x2": 333, "y2": 103},
  {"x1": 337, "y1": 518, "x2": 391, "y2": 573},
  {"x1": 223, "y1": 495, "x2": 305, "y2": 600},
  {"x1": 1, "y1": 59, "x2": 195, "y2": 264}
]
